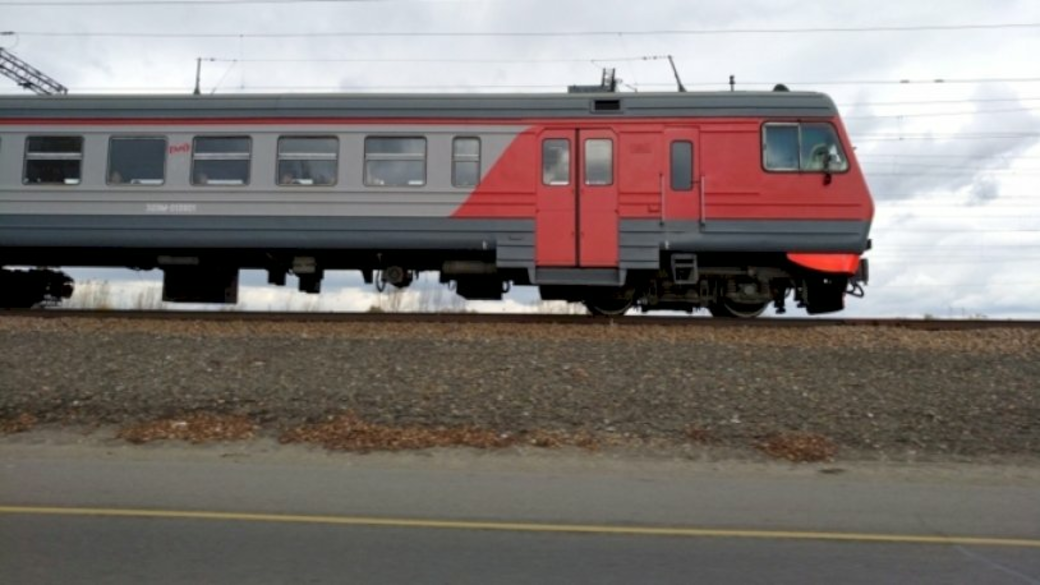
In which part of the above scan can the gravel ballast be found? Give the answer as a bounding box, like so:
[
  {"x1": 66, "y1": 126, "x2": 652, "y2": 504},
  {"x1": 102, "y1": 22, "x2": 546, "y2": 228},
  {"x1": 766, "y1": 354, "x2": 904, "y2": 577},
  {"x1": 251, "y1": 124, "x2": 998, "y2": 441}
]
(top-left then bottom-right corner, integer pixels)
[{"x1": 0, "y1": 317, "x2": 1037, "y2": 460}]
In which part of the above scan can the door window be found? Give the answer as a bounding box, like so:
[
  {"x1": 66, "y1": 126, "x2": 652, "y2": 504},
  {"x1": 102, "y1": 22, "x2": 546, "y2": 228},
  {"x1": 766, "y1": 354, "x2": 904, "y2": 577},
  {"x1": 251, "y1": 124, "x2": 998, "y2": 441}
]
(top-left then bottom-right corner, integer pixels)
[
  {"x1": 584, "y1": 139, "x2": 613, "y2": 186},
  {"x1": 670, "y1": 141, "x2": 694, "y2": 190},
  {"x1": 542, "y1": 139, "x2": 570, "y2": 185}
]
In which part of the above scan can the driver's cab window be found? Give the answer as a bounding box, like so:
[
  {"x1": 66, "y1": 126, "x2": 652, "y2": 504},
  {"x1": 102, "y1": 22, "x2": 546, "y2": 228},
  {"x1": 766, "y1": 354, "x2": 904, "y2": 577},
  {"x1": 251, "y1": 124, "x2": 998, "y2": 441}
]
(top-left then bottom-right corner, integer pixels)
[
  {"x1": 800, "y1": 123, "x2": 848, "y2": 172},
  {"x1": 763, "y1": 122, "x2": 847, "y2": 173}
]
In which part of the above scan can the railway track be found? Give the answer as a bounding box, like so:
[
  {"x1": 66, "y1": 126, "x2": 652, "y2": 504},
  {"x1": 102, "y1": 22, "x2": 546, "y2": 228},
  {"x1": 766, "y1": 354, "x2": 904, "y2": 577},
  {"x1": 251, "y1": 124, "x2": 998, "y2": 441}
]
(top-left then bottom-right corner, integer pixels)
[{"x1": 2, "y1": 309, "x2": 1038, "y2": 330}]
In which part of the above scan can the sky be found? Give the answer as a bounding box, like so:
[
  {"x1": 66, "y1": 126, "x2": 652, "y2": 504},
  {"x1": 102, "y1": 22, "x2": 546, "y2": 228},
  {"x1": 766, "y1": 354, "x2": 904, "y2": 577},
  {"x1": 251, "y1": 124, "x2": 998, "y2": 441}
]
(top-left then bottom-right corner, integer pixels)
[{"x1": 2, "y1": 0, "x2": 1040, "y2": 318}]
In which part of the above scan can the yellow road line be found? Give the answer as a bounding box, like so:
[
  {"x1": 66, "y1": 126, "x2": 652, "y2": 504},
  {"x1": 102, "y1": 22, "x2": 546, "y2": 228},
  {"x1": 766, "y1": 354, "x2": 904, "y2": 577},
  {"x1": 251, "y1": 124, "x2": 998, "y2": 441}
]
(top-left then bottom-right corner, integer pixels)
[{"x1": 2, "y1": 505, "x2": 1039, "y2": 549}]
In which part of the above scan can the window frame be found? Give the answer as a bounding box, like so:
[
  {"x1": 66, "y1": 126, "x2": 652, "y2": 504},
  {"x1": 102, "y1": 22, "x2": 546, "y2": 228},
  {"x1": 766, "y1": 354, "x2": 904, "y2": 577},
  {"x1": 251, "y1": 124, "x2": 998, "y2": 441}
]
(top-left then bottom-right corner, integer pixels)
[
  {"x1": 106, "y1": 136, "x2": 169, "y2": 187},
  {"x1": 451, "y1": 136, "x2": 481, "y2": 188},
  {"x1": 275, "y1": 135, "x2": 339, "y2": 187},
  {"x1": 22, "y1": 135, "x2": 84, "y2": 186},
  {"x1": 363, "y1": 136, "x2": 427, "y2": 188},
  {"x1": 761, "y1": 121, "x2": 850, "y2": 174},
  {"x1": 191, "y1": 135, "x2": 253, "y2": 187},
  {"x1": 583, "y1": 138, "x2": 614, "y2": 187}
]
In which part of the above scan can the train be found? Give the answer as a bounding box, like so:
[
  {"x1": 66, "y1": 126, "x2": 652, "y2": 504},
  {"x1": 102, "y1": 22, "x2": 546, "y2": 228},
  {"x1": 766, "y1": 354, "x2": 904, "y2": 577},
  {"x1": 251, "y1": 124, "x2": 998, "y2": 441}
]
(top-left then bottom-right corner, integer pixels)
[{"x1": 0, "y1": 88, "x2": 873, "y2": 316}]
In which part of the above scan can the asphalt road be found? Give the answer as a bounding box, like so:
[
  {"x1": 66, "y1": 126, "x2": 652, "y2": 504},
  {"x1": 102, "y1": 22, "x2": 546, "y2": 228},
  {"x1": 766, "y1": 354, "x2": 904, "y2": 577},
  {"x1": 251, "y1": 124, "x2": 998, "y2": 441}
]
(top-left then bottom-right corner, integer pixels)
[{"x1": 2, "y1": 438, "x2": 1039, "y2": 584}]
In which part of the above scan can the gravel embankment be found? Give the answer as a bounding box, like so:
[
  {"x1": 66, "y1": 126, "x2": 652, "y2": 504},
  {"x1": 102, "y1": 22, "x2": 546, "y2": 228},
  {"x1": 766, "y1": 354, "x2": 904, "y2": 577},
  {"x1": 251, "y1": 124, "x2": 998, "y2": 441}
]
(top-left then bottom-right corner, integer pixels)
[{"x1": 0, "y1": 317, "x2": 1037, "y2": 459}]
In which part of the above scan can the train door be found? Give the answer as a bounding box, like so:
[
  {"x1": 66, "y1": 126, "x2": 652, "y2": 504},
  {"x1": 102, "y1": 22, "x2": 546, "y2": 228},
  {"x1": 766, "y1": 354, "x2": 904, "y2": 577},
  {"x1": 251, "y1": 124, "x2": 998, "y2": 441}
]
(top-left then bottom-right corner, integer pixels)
[
  {"x1": 535, "y1": 130, "x2": 577, "y2": 266},
  {"x1": 577, "y1": 129, "x2": 619, "y2": 267},
  {"x1": 535, "y1": 129, "x2": 619, "y2": 267},
  {"x1": 662, "y1": 127, "x2": 702, "y2": 223}
]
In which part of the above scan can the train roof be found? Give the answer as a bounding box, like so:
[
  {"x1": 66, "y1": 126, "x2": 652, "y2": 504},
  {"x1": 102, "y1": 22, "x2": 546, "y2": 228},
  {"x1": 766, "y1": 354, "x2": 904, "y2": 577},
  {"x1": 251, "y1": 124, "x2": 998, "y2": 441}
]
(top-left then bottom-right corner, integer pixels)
[{"x1": 0, "y1": 90, "x2": 840, "y2": 121}]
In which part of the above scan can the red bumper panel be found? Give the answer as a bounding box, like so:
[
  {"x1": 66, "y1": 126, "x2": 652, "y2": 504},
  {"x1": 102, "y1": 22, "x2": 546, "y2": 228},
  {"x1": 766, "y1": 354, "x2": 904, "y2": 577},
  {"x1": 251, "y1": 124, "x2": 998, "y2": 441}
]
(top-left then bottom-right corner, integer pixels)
[{"x1": 787, "y1": 253, "x2": 861, "y2": 275}]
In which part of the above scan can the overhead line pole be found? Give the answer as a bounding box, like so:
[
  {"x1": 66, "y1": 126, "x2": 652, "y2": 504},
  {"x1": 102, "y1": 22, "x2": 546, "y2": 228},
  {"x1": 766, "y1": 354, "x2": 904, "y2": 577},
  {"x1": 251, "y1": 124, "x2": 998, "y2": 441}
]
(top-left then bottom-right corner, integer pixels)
[{"x1": 0, "y1": 47, "x2": 67, "y2": 95}]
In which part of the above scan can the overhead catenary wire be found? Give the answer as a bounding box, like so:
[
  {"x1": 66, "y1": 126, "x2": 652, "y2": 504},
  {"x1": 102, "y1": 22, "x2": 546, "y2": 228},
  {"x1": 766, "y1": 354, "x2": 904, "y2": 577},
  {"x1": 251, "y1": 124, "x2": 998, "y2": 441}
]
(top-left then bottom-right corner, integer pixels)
[
  {"x1": 205, "y1": 56, "x2": 656, "y2": 64},
  {"x1": 15, "y1": 78, "x2": 1040, "y2": 93},
  {"x1": 855, "y1": 134, "x2": 1040, "y2": 142},
  {"x1": 858, "y1": 154, "x2": 1040, "y2": 163},
  {"x1": 2, "y1": 0, "x2": 408, "y2": 4},
  {"x1": 844, "y1": 106, "x2": 1040, "y2": 119},
  {"x1": 841, "y1": 97, "x2": 1040, "y2": 107},
  {"x1": 6, "y1": 22, "x2": 1040, "y2": 38}
]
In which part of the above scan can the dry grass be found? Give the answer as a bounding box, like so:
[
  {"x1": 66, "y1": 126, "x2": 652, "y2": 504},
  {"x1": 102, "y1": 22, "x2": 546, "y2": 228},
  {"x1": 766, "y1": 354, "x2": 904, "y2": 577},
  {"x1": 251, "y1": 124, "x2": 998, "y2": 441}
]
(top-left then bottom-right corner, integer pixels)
[
  {"x1": 280, "y1": 412, "x2": 600, "y2": 453},
  {"x1": 684, "y1": 427, "x2": 717, "y2": 444},
  {"x1": 280, "y1": 413, "x2": 512, "y2": 452},
  {"x1": 523, "y1": 429, "x2": 600, "y2": 450},
  {"x1": 0, "y1": 413, "x2": 38, "y2": 435},
  {"x1": 757, "y1": 432, "x2": 838, "y2": 463},
  {"x1": 117, "y1": 413, "x2": 258, "y2": 444}
]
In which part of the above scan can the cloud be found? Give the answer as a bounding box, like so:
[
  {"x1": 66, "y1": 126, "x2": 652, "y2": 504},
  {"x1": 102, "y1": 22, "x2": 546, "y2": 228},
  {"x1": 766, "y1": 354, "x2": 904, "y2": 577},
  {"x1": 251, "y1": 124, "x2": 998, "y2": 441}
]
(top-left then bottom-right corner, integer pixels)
[
  {"x1": 854, "y1": 86, "x2": 1040, "y2": 203},
  {"x1": 967, "y1": 176, "x2": 999, "y2": 206}
]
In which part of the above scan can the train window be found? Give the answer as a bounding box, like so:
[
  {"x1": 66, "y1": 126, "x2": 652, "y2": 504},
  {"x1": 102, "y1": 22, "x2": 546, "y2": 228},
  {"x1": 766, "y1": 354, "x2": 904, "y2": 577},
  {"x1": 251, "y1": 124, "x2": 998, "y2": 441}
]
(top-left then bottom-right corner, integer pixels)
[
  {"x1": 192, "y1": 136, "x2": 251, "y2": 186},
  {"x1": 763, "y1": 123, "x2": 848, "y2": 173},
  {"x1": 277, "y1": 137, "x2": 338, "y2": 186},
  {"x1": 364, "y1": 137, "x2": 426, "y2": 187},
  {"x1": 108, "y1": 137, "x2": 167, "y2": 185},
  {"x1": 452, "y1": 137, "x2": 480, "y2": 188},
  {"x1": 763, "y1": 125, "x2": 800, "y2": 171},
  {"x1": 542, "y1": 139, "x2": 570, "y2": 186},
  {"x1": 800, "y1": 123, "x2": 848, "y2": 172},
  {"x1": 24, "y1": 136, "x2": 83, "y2": 185},
  {"x1": 670, "y1": 141, "x2": 694, "y2": 191},
  {"x1": 584, "y1": 139, "x2": 613, "y2": 186}
]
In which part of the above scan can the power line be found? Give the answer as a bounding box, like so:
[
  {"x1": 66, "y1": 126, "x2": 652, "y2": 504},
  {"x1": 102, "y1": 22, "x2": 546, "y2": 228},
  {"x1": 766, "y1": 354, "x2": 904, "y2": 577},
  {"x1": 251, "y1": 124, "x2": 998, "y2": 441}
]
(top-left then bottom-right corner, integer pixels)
[
  {"x1": 859, "y1": 153, "x2": 1040, "y2": 160},
  {"x1": 22, "y1": 77, "x2": 1040, "y2": 94},
  {"x1": 841, "y1": 97, "x2": 1040, "y2": 107},
  {"x1": 845, "y1": 106, "x2": 1040, "y2": 119},
  {"x1": 872, "y1": 243, "x2": 1040, "y2": 248},
  {"x1": 0, "y1": 0, "x2": 427, "y2": 4},
  {"x1": 856, "y1": 133, "x2": 1040, "y2": 142},
  {"x1": 866, "y1": 258, "x2": 1040, "y2": 264},
  {"x1": 209, "y1": 57, "x2": 637, "y2": 64},
  {"x1": 871, "y1": 282, "x2": 1040, "y2": 288},
  {"x1": 867, "y1": 172, "x2": 1040, "y2": 177},
  {"x1": 6, "y1": 22, "x2": 1040, "y2": 38},
  {"x1": 881, "y1": 229, "x2": 1040, "y2": 232},
  {"x1": 744, "y1": 78, "x2": 1040, "y2": 86},
  {"x1": 877, "y1": 215, "x2": 1040, "y2": 219},
  {"x1": 860, "y1": 159, "x2": 1040, "y2": 169},
  {"x1": 860, "y1": 131, "x2": 1040, "y2": 137},
  {"x1": 873, "y1": 196, "x2": 1040, "y2": 201},
  {"x1": 882, "y1": 199, "x2": 1040, "y2": 206}
]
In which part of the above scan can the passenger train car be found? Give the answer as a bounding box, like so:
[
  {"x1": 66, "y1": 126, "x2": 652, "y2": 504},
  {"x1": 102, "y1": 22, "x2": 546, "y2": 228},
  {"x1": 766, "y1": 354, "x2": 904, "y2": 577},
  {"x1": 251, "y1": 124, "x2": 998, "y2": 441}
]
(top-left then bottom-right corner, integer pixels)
[{"x1": 0, "y1": 90, "x2": 873, "y2": 315}]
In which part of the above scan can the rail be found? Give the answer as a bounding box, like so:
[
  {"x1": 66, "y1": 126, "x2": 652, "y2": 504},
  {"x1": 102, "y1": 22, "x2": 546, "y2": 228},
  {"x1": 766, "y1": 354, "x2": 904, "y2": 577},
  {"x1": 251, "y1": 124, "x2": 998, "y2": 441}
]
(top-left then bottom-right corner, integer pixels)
[{"x1": 2, "y1": 309, "x2": 1038, "y2": 330}]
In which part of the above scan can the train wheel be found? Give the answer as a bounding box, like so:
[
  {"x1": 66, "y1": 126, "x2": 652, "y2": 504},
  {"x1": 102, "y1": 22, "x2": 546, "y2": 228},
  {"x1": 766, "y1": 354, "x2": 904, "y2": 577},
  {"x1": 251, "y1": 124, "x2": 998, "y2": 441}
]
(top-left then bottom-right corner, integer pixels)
[
  {"x1": 708, "y1": 299, "x2": 768, "y2": 319},
  {"x1": 583, "y1": 297, "x2": 634, "y2": 317}
]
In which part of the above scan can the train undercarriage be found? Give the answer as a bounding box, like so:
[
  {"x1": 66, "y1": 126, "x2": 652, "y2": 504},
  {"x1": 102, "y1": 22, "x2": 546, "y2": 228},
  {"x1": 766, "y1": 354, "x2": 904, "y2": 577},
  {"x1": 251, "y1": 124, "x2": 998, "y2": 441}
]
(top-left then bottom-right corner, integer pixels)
[
  {"x1": 537, "y1": 253, "x2": 864, "y2": 318},
  {"x1": 1, "y1": 249, "x2": 865, "y2": 317}
]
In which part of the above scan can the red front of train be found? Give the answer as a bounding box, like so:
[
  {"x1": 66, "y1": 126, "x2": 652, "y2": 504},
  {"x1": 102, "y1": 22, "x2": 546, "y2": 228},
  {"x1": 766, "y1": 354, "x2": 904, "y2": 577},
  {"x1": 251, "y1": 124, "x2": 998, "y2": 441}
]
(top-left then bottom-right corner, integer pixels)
[{"x1": 452, "y1": 113, "x2": 873, "y2": 316}]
